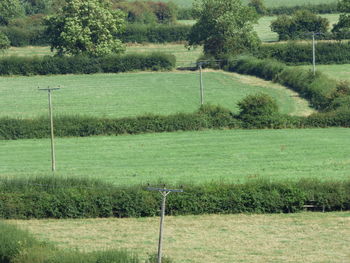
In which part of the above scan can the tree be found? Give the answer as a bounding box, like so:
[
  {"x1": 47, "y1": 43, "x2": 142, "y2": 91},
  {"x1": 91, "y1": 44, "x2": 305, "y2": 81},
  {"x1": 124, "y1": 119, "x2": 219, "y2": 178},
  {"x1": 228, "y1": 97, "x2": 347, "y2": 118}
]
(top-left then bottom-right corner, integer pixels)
[
  {"x1": 271, "y1": 10, "x2": 329, "y2": 41},
  {"x1": 0, "y1": 0, "x2": 24, "y2": 25},
  {"x1": 0, "y1": 32, "x2": 11, "y2": 51},
  {"x1": 44, "y1": 0, "x2": 125, "y2": 57},
  {"x1": 332, "y1": 0, "x2": 350, "y2": 39},
  {"x1": 187, "y1": 0, "x2": 260, "y2": 57},
  {"x1": 248, "y1": 0, "x2": 267, "y2": 16}
]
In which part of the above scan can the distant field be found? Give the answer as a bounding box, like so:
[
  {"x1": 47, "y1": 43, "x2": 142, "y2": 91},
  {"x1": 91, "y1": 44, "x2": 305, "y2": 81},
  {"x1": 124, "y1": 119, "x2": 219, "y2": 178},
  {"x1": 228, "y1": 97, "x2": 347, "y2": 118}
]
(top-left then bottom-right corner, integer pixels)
[
  {"x1": 1, "y1": 44, "x2": 202, "y2": 67},
  {"x1": 178, "y1": 14, "x2": 340, "y2": 42},
  {"x1": 0, "y1": 128, "x2": 349, "y2": 184},
  {"x1": 126, "y1": 0, "x2": 338, "y2": 8},
  {"x1": 297, "y1": 64, "x2": 350, "y2": 81},
  {"x1": 0, "y1": 71, "x2": 312, "y2": 118},
  {"x1": 9, "y1": 212, "x2": 350, "y2": 262}
]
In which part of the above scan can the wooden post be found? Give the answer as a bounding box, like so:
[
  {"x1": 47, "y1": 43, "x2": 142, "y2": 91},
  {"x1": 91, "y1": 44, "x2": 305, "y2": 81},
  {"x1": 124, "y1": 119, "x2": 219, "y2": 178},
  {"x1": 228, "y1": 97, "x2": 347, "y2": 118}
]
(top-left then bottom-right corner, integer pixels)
[
  {"x1": 39, "y1": 87, "x2": 60, "y2": 172},
  {"x1": 147, "y1": 187, "x2": 183, "y2": 263}
]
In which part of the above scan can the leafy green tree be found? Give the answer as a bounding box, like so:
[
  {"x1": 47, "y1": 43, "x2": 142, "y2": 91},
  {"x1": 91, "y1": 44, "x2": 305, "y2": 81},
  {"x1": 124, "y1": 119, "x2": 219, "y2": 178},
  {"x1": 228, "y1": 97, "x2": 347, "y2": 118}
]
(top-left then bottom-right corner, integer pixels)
[
  {"x1": 271, "y1": 10, "x2": 329, "y2": 40},
  {"x1": 238, "y1": 93, "x2": 278, "y2": 119},
  {"x1": 248, "y1": 0, "x2": 267, "y2": 16},
  {"x1": 0, "y1": 32, "x2": 11, "y2": 51},
  {"x1": 0, "y1": 0, "x2": 24, "y2": 25},
  {"x1": 187, "y1": 0, "x2": 260, "y2": 57},
  {"x1": 332, "y1": 0, "x2": 350, "y2": 39},
  {"x1": 44, "y1": 0, "x2": 125, "y2": 57}
]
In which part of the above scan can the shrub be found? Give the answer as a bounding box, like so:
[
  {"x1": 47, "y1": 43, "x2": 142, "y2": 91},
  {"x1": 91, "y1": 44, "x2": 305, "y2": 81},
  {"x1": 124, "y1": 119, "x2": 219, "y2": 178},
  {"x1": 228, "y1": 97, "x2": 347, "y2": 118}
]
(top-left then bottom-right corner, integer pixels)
[
  {"x1": 0, "y1": 53, "x2": 176, "y2": 76},
  {"x1": 271, "y1": 10, "x2": 329, "y2": 41},
  {"x1": 268, "y1": 3, "x2": 339, "y2": 15},
  {"x1": 0, "y1": 32, "x2": 10, "y2": 51},
  {"x1": 0, "y1": 177, "x2": 349, "y2": 220},
  {"x1": 256, "y1": 42, "x2": 350, "y2": 65},
  {"x1": 119, "y1": 24, "x2": 191, "y2": 43},
  {"x1": 238, "y1": 93, "x2": 279, "y2": 118}
]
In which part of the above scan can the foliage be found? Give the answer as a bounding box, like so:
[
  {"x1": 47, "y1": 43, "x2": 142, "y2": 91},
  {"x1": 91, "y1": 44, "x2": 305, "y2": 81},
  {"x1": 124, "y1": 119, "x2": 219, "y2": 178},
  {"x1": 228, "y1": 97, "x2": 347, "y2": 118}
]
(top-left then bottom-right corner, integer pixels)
[
  {"x1": 268, "y1": 3, "x2": 339, "y2": 15},
  {"x1": 188, "y1": 0, "x2": 260, "y2": 57},
  {"x1": 271, "y1": 10, "x2": 329, "y2": 40},
  {"x1": 248, "y1": 0, "x2": 267, "y2": 15},
  {"x1": 0, "y1": 32, "x2": 10, "y2": 51},
  {"x1": 0, "y1": 177, "x2": 349, "y2": 220},
  {"x1": 119, "y1": 23, "x2": 191, "y2": 43},
  {"x1": 223, "y1": 55, "x2": 350, "y2": 112},
  {"x1": 0, "y1": 53, "x2": 175, "y2": 76},
  {"x1": 238, "y1": 93, "x2": 279, "y2": 118},
  {"x1": 256, "y1": 42, "x2": 350, "y2": 65},
  {"x1": 0, "y1": 0, "x2": 24, "y2": 26},
  {"x1": 332, "y1": 0, "x2": 350, "y2": 39},
  {"x1": 44, "y1": 0, "x2": 125, "y2": 57}
]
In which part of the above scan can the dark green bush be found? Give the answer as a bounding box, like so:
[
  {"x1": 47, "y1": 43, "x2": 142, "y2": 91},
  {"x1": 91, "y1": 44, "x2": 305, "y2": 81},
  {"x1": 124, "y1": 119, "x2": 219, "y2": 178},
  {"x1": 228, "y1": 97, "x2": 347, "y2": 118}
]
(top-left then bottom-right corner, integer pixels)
[
  {"x1": 268, "y1": 3, "x2": 339, "y2": 15},
  {"x1": 119, "y1": 24, "x2": 191, "y2": 43},
  {"x1": 238, "y1": 93, "x2": 279, "y2": 118},
  {"x1": 256, "y1": 42, "x2": 350, "y2": 65},
  {"x1": 271, "y1": 10, "x2": 329, "y2": 41},
  {"x1": 0, "y1": 53, "x2": 175, "y2": 76},
  {"x1": 0, "y1": 177, "x2": 349, "y2": 220}
]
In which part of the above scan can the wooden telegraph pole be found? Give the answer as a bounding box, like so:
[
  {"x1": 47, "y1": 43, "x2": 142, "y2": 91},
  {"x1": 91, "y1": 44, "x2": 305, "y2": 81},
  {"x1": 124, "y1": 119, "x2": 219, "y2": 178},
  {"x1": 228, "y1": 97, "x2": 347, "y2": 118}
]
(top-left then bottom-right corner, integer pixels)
[
  {"x1": 39, "y1": 86, "x2": 60, "y2": 172},
  {"x1": 198, "y1": 62, "x2": 204, "y2": 105},
  {"x1": 147, "y1": 186, "x2": 183, "y2": 263}
]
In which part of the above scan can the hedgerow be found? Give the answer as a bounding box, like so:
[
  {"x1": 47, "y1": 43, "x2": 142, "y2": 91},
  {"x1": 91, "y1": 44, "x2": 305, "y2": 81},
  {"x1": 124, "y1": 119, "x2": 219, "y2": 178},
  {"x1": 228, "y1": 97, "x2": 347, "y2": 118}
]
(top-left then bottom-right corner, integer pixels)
[
  {"x1": 0, "y1": 53, "x2": 176, "y2": 76},
  {"x1": 0, "y1": 177, "x2": 349, "y2": 219},
  {"x1": 256, "y1": 42, "x2": 350, "y2": 65}
]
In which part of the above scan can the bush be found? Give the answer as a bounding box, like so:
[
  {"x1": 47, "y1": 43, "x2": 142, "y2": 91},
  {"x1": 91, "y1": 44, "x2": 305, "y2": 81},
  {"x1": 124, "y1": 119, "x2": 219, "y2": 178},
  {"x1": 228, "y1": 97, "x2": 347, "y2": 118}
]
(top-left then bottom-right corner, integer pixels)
[
  {"x1": 0, "y1": 53, "x2": 176, "y2": 76},
  {"x1": 0, "y1": 32, "x2": 10, "y2": 51},
  {"x1": 238, "y1": 93, "x2": 279, "y2": 118},
  {"x1": 271, "y1": 10, "x2": 329, "y2": 41},
  {"x1": 0, "y1": 177, "x2": 349, "y2": 220},
  {"x1": 256, "y1": 42, "x2": 350, "y2": 65},
  {"x1": 119, "y1": 24, "x2": 191, "y2": 43},
  {"x1": 268, "y1": 3, "x2": 339, "y2": 15}
]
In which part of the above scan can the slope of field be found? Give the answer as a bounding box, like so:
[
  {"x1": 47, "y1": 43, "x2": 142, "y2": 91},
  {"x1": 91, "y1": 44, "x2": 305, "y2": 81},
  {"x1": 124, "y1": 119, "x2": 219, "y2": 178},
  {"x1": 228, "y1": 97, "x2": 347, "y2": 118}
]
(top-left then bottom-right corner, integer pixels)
[
  {"x1": 1, "y1": 128, "x2": 349, "y2": 184},
  {"x1": 8, "y1": 212, "x2": 350, "y2": 262},
  {"x1": 0, "y1": 71, "x2": 312, "y2": 118},
  {"x1": 298, "y1": 64, "x2": 350, "y2": 81}
]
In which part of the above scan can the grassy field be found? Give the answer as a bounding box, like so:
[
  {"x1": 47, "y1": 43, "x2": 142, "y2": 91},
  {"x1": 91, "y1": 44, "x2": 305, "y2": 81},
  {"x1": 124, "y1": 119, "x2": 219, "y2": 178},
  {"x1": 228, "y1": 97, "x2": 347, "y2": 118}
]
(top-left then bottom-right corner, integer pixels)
[
  {"x1": 8, "y1": 212, "x2": 350, "y2": 262},
  {"x1": 0, "y1": 71, "x2": 312, "y2": 118},
  {"x1": 0, "y1": 128, "x2": 349, "y2": 184},
  {"x1": 298, "y1": 64, "x2": 350, "y2": 81},
  {"x1": 126, "y1": 0, "x2": 338, "y2": 8},
  {"x1": 0, "y1": 44, "x2": 203, "y2": 67}
]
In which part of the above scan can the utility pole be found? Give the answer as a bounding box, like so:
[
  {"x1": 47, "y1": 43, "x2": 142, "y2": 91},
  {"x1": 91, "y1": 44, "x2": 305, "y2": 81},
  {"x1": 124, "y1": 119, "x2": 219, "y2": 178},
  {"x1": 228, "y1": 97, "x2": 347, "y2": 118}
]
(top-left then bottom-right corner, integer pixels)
[
  {"x1": 198, "y1": 62, "x2": 204, "y2": 105},
  {"x1": 305, "y1": 32, "x2": 322, "y2": 75},
  {"x1": 39, "y1": 86, "x2": 60, "y2": 172},
  {"x1": 147, "y1": 186, "x2": 184, "y2": 263}
]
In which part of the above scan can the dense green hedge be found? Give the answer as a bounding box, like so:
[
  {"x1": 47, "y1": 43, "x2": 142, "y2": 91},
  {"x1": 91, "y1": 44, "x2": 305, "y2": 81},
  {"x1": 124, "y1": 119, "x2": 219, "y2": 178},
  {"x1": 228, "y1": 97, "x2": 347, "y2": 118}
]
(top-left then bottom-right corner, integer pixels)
[
  {"x1": 0, "y1": 108, "x2": 240, "y2": 140},
  {"x1": 0, "y1": 53, "x2": 176, "y2": 76},
  {"x1": 0, "y1": 221, "x2": 140, "y2": 263},
  {"x1": 0, "y1": 25, "x2": 48, "y2": 46},
  {"x1": 0, "y1": 177, "x2": 349, "y2": 219},
  {"x1": 1, "y1": 24, "x2": 191, "y2": 46},
  {"x1": 119, "y1": 24, "x2": 191, "y2": 43},
  {"x1": 256, "y1": 42, "x2": 350, "y2": 65},
  {"x1": 267, "y1": 3, "x2": 338, "y2": 15}
]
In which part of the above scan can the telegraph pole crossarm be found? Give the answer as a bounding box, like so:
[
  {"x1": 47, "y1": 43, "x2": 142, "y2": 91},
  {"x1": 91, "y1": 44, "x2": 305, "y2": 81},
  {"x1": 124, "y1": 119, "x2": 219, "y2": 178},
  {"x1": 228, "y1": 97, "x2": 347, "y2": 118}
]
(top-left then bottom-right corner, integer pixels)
[
  {"x1": 39, "y1": 86, "x2": 60, "y2": 173},
  {"x1": 147, "y1": 186, "x2": 184, "y2": 263}
]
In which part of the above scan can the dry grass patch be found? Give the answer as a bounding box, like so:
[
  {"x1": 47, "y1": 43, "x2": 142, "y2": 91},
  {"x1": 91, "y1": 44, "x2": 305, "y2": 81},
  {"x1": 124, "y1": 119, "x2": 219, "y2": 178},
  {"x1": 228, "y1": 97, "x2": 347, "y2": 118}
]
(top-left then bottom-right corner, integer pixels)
[{"x1": 8, "y1": 212, "x2": 350, "y2": 263}]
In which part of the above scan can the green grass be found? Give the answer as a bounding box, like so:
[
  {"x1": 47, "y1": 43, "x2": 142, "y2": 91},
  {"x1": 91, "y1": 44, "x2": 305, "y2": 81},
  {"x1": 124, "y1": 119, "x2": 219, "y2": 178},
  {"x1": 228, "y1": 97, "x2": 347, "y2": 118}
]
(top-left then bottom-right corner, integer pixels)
[
  {"x1": 297, "y1": 64, "x2": 350, "y2": 81},
  {"x1": 0, "y1": 71, "x2": 312, "y2": 118},
  {"x1": 1, "y1": 44, "x2": 203, "y2": 67},
  {"x1": 0, "y1": 128, "x2": 349, "y2": 184},
  {"x1": 8, "y1": 212, "x2": 350, "y2": 262}
]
